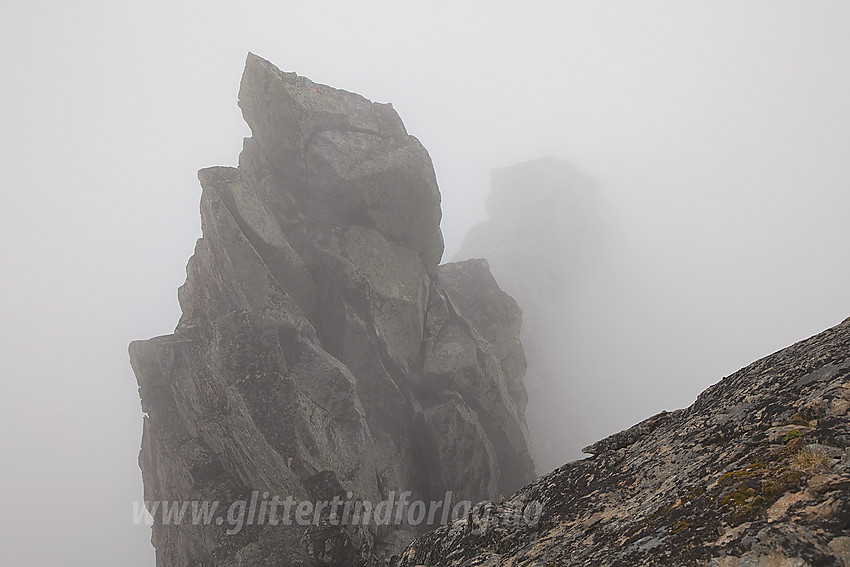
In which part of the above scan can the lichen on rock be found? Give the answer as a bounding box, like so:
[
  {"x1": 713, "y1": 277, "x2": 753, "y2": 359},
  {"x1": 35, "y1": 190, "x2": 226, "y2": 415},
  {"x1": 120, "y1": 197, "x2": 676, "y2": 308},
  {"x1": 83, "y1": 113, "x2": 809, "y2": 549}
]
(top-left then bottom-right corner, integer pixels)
[{"x1": 395, "y1": 318, "x2": 850, "y2": 566}]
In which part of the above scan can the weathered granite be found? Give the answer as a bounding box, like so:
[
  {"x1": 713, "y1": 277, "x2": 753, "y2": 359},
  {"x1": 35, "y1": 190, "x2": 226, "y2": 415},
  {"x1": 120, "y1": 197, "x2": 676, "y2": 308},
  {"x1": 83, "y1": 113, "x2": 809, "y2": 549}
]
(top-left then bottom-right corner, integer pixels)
[
  {"x1": 396, "y1": 316, "x2": 850, "y2": 566},
  {"x1": 130, "y1": 53, "x2": 535, "y2": 567}
]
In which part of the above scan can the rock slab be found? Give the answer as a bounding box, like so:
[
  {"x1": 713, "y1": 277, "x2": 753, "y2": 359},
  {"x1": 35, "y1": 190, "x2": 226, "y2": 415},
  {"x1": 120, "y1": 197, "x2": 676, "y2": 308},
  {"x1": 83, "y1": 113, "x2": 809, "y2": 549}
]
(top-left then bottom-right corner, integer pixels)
[{"x1": 396, "y1": 316, "x2": 850, "y2": 566}]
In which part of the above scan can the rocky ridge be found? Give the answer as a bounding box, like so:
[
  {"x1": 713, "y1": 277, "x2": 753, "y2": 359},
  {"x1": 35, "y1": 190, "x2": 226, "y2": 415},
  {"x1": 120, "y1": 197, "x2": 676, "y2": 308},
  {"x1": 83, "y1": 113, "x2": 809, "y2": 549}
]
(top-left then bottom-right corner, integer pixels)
[
  {"x1": 396, "y1": 316, "x2": 850, "y2": 566},
  {"x1": 129, "y1": 53, "x2": 535, "y2": 566}
]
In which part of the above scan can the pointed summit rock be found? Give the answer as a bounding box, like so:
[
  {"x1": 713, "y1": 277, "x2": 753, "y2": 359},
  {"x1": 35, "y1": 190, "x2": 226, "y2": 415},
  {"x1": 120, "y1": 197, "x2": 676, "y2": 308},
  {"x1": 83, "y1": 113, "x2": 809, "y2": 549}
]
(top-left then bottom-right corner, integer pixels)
[
  {"x1": 238, "y1": 52, "x2": 444, "y2": 271},
  {"x1": 130, "y1": 54, "x2": 535, "y2": 566}
]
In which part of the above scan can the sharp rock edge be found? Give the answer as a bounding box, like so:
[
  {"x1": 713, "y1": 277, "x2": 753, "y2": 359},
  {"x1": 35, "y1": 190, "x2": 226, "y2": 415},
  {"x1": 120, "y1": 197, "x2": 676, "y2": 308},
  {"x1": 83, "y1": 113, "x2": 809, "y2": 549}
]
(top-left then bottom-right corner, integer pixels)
[{"x1": 129, "y1": 53, "x2": 536, "y2": 567}]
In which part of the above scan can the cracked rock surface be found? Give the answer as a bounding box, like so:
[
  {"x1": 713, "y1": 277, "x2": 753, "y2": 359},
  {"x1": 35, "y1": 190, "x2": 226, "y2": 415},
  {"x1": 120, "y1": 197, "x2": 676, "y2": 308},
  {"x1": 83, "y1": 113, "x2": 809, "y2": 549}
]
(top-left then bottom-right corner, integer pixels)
[
  {"x1": 396, "y1": 316, "x2": 850, "y2": 566},
  {"x1": 129, "y1": 53, "x2": 535, "y2": 567}
]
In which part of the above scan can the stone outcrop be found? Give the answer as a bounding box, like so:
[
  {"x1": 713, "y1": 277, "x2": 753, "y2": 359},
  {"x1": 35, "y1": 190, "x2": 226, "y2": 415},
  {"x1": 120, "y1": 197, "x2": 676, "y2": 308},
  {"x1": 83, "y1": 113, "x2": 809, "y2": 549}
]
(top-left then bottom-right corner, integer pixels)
[
  {"x1": 455, "y1": 157, "x2": 621, "y2": 470},
  {"x1": 129, "y1": 53, "x2": 535, "y2": 566},
  {"x1": 396, "y1": 316, "x2": 850, "y2": 566},
  {"x1": 456, "y1": 157, "x2": 614, "y2": 320}
]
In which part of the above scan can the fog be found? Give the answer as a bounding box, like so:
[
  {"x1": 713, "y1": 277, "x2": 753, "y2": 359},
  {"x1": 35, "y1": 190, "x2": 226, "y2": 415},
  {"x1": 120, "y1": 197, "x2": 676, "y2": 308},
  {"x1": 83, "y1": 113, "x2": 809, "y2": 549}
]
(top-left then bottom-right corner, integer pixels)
[{"x1": 2, "y1": 2, "x2": 849, "y2": 565}]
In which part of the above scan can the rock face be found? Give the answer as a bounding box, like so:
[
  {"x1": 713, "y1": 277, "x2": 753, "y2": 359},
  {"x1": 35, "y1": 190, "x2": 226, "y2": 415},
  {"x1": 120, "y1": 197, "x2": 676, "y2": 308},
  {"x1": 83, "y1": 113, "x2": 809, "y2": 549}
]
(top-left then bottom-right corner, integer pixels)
[
  {"x1": 396, "y1": 316, "x2": 850, "y2": 566},
  {"x1": 129, "y1": 53, "x2": 535, "y2": 567}
]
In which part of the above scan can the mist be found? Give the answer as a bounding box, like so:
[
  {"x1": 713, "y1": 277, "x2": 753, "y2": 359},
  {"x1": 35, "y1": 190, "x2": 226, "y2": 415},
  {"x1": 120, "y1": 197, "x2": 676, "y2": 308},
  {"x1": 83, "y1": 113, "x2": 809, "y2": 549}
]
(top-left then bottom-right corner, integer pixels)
[{"x1": 2, "y1": 2, "x2": 849, "y2": 565}]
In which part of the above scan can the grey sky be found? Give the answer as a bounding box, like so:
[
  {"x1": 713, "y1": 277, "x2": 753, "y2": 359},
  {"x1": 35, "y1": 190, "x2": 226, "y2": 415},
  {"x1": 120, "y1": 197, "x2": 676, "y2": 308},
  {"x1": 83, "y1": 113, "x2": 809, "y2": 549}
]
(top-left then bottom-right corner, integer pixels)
[{"x1": 1, "y1": 2, "x2": 849, "y2": 565}]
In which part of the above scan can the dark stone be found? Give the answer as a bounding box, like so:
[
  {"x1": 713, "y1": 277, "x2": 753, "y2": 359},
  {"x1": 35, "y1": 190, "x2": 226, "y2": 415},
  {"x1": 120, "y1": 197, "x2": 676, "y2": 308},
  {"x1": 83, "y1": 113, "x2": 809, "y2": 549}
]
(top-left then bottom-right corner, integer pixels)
[{"x1": 130, "y1": 54, "x2": 534, "y2": 567}]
